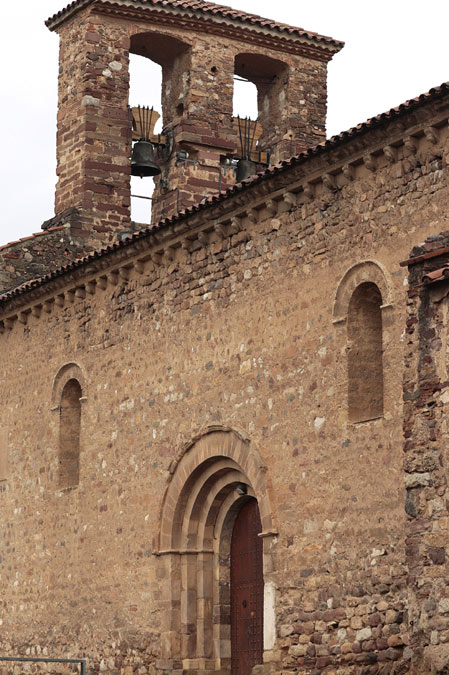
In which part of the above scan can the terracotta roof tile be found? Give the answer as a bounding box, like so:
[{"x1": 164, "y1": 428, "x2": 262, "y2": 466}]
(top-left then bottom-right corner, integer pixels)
[
  {"x1": 0, "y1": 226, "x2": 65, "y2": 253},
  {"x1": 46, "y1": 0, "x2": 343, "y2": 48},
  {"x1": 1, "y1": 80, "x2": 448, "y2": 305},
  {"x1": 422, "y1": 266, "x2": 449, "y2": 284}
]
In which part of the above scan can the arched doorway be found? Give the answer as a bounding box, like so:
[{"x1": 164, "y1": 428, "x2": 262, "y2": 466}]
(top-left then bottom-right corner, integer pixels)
[
  {"x1": 231, "y1": 499, "x2": 264, "y2": 674},
  {"x1": 155, "y1": 429, "x2": 277, "y2": 673}
]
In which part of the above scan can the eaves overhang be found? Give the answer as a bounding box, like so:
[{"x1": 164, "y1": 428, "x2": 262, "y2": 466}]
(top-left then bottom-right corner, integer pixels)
[
  {"x1": 45, "y1": 0, "x2": 343, "y2": 59},
  {"x1": 1, "y1": 80, "x2": 449, "y2": 313}
]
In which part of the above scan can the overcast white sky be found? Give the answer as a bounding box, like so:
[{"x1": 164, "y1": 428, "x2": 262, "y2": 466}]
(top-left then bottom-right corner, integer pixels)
[{"x1": 1, "y1": 0, "x2": 448, "y2": 247}]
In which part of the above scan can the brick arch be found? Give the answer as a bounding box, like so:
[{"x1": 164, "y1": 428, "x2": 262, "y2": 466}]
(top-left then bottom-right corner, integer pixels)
[
  {"x1": 51, "y1": 362, "x2": 87, "y2": 409},
  {"x1": 154, "y1": 428, "x2": 277, "y2": 673},
  {"x1": 333, "y1": 260, "x2": 393, "y2": 324}
]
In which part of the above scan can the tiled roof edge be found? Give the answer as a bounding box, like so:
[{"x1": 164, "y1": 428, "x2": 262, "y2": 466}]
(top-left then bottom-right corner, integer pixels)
[
  {"x1": 0, "y1": 226, "x2": 65, "y2": 253},
  {"x1": 45, "y1": 0, "x2": 343, "y2": 49},
  {"x1": 1, "y1": 80, "x2": 449, "y2": 305}
]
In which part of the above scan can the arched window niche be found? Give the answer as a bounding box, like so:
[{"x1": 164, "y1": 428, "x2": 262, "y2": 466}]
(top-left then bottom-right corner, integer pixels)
[
  {"x1": 52, "y1": 363, "x2": 86, "y2": 490},
  {"x1": 347, "y1": 282, "x2": 384, "y2": 423},
  {"x1": 59, "y1": 379, "x2": 82, "y2": 489},
  {"x1": 333, "y1": 261, "x2": 394, "y2": 424}
]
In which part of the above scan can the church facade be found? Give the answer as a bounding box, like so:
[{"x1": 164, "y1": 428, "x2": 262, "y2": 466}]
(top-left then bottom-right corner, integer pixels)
[{"x1": 1, "y1": 1, "x2": 449, "y2": 674}]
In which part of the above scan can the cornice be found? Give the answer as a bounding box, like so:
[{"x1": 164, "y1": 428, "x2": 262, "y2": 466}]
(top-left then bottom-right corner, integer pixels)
[
  {"x1": 47, "y1": 0, "x2": 341, "y2": 61},
  {"x1": 98, "y1": 4, "x2": 337, "y2": 61},
  {"x1": 1, "y1": 96, "x2": 448, "y2": 330}
]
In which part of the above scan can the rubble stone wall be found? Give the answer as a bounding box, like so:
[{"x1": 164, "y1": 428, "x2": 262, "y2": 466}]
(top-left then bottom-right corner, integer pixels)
[
  {"x1": 403, "y1": 236, "x2": 449, "y2": 675},
  {"x1": 0, "y1": 226, "x2": 77, "y2": 294},
  {"x1": 1, "y1": 103, "x2": 449, "y2": 673}
]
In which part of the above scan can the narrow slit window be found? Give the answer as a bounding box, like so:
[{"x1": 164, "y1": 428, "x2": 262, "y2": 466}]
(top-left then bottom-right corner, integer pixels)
[
  {"x1": 0, "y1": 428, "x2": 8, "y2": 481},
  {"x1": 347, "y1": 282, "x2": 384, "y2": 422},
  {"x1": 59, "y1": 379, "x2": 82, "y2": 488}
]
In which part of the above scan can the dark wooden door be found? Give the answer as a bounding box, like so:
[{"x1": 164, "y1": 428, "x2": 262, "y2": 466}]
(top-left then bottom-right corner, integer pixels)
[{"x1": 230, "y1": 499, "x2": 263, "y2": 675}]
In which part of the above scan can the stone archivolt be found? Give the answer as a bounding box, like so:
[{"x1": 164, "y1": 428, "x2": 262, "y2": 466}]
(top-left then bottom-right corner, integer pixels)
[
  {"x1": 51, "y1": 362, "x2": 87, "y2": 410},
  {"x1": 154, "y1": 428, "x2": 277, "y2": 672},
  {"x1": 333, "y1": 260, "x2": 394, "y2": 325}
]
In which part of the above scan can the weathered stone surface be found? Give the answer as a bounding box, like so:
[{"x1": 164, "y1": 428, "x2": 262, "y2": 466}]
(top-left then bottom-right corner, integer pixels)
[{"x1": 1, "y1": 2, "x2": 449, "y2": 675}]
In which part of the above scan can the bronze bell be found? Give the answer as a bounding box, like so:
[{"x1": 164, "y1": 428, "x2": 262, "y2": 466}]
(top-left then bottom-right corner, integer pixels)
[
  {"x1": 131, "y1": 139, "x2": 161, "y2": 178},
  {"x1": 236, "y1": 158, "x2": 257, "y2": 183}
]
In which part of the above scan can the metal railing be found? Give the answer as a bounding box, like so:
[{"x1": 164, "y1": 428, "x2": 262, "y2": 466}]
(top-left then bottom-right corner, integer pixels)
[{"x1": 0, "y1": 657, "x2": 86, "y2": 674}]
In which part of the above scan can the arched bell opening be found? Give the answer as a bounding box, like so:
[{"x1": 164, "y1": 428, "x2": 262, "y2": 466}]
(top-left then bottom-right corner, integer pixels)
[
  {"x1": 128, "y1": 31, "x2": 191, "y2": 223},
  {"x1": 234, "y1": 53, "x2": 288, "y2": 156},
  {"x1": 130, "y1": 31, "x2": 191, "y2": 130},
  {"x1": 155, "y1": 430, "x2": 277, "y2": 673}
]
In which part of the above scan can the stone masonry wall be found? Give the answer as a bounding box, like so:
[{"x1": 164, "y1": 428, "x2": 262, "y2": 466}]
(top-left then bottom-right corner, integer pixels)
[
  {"x1": 0, "y1": 218, "x2": 142, "y2": 295},
  {"x1": 54, "y1": 12, "x2": 131, "y2": 248},
  {"x1": 0, "y1": 227, "x2": 66, "y2": 293},
  {"x1": 51, "y1": 3, "x2": 335, "y2": 231},
  {"x1": 403, "y1": 235, "x2": 449, "y2": 674},
  {"x1": 1, "y1": 100, "x2": 449, "y2": 673},
  {"x1": 0, "y1": 224, "x2": 94, "y2": 295}
]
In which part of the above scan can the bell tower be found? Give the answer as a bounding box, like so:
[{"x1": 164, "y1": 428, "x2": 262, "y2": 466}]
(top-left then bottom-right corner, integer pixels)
[{"x1": 46, "y1": 0, "x2": 343, "y2": 243}]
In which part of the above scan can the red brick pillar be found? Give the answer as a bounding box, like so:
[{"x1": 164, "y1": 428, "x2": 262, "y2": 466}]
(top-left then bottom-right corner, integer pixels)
[{"x1": 53, "y1": 10, "x2": 131, "y2": 247}]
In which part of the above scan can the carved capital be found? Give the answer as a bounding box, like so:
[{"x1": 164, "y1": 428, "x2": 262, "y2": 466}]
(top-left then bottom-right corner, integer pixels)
[
  {"x1": 303, "y1": 183, "x2": 314, "y2": 200},
  {"x1": 283, "y1": 191, "x2": 297, "y2": 207},
  {"x1": 247, "y1": 208, "x2": 258, "y2": 224},
  {"x1": 404, "y1": 136, "x2": 417, "y2": 156},
  {"x1": 119, "y1": 267, "x2": 130, "y2": 281},
  {"x1": 425, "y1": 126, "x2": 438, "y2": 144},
  {"x1": 74, "y1": 287, "x2": 86, "y2": 300},
  {"x1": 229, "y1": 217, "x2": 241, "y2": 234},
  {"x1": 322, "y1": 173, "x2": 337, "y2": 191},
  {"x1": 383, "y1": 146, "x2": 396, "y2": 164},
  {"x1": 164, "y1": 248, "x2": 175, "y2": 263},
  {"x1": 342, "y1": 164, "x2": 354, "y2": 182},
  {"x1": 181, "y1": 238, "x2": 192, "y2": 252},
  {"x1": 363, "y1": 154, "x2": 376, "y2": 171},
  {"x1": 265, "y1": 199, "x2": 277, "y2": 216},
  {"x1": 151, "y1": 252, "x2": 162, "y2": 265},
  {"x1": 197, "y1": 231, "x2": 209, "y2": 245},
  {"x1": 214, "y1": 223, "x2": 227, "y2": 238}
]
